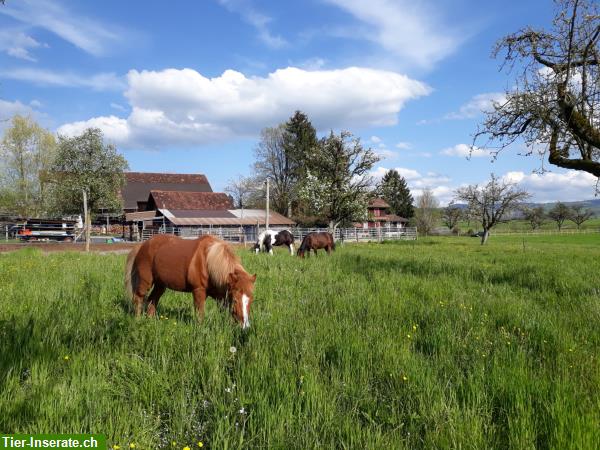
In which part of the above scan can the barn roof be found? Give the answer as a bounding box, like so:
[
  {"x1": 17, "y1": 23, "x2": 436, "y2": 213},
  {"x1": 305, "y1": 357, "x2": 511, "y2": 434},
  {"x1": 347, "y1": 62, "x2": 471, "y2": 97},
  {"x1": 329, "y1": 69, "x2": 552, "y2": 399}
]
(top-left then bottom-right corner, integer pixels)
[
  {"x1": 122, "y1": 172, "x2": 212, "y2": 210},
  {"x1": 368, "y1": 198, "x2": 390, "y2": 208},
  {"x1": 148, "y1": 190, "x2": 233, "y2": 211},
  {"x1": 379, "y1": 214, "x2": 409, "y2": 223},
  {"x1": 153, "y1": 208, "x2": 295, "y2": 226}
]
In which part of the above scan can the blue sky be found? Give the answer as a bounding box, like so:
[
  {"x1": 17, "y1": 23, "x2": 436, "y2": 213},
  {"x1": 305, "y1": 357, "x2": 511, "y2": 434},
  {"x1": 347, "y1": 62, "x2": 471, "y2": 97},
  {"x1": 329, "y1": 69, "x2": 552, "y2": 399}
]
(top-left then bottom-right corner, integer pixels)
[{"x1": 0, "y1": 0, "x2": 597, "y2": 204}]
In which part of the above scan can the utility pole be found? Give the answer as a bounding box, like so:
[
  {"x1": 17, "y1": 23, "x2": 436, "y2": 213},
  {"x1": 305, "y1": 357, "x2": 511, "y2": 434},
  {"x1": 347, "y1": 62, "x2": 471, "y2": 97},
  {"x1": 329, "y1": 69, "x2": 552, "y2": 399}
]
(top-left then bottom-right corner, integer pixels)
[
  {"x1": 265, "y1": 178, "x2": 270, "y2": 231},
  {"x1": 83, "y1": 189, "x2": 90, "y2": 252}
]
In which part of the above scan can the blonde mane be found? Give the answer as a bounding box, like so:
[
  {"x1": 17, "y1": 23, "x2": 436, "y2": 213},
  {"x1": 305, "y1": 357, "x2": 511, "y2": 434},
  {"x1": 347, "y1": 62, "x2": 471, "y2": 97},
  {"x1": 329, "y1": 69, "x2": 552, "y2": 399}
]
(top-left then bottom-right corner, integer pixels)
[{"x1": 206, "y1": 239, "x2": 242, "y2": 288}]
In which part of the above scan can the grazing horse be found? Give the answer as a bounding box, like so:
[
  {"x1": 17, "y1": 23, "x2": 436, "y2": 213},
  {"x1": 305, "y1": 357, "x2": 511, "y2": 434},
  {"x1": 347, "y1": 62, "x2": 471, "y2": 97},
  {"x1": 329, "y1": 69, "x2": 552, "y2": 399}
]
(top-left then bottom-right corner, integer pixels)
[
  {"x1": 254, "y1": 229, "x2": 295, "y2": 255},
  {"x1": 297, "y1": 232, "x2": 335, "y2": 258},
  {"x1": 125, "y1": 234, "x2": 256, "y2": 328}
]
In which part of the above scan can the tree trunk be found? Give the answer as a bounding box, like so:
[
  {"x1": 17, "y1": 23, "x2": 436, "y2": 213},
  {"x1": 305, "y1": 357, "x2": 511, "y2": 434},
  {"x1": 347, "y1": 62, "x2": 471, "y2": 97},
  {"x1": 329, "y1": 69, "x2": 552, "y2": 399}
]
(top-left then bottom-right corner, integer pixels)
[{"x1": 480, "y1": 229, "x2": 490, "y2": 245}]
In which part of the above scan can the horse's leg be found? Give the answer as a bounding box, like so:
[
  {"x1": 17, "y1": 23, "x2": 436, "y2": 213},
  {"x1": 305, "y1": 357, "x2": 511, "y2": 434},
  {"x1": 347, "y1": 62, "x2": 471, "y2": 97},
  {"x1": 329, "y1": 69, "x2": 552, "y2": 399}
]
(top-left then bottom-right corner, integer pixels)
[
  {"x1": 146, "y1": 283, "x2": 166, "y2": 317},
  {"x1": 288, "y1": 243, "x2": 294, "y2": 255},
  {"x1": 192, "y1": 288, "x2": 207, "y2": 322},
  {"x1": 313, "y1": 248, "x2": 318, "y2": 256},
  {"x1": 326, "y1": 245, "x2": 332, "y2": 255},
  {"x1": 133, "y1": 278, "x2": 152, "y2": 317}
]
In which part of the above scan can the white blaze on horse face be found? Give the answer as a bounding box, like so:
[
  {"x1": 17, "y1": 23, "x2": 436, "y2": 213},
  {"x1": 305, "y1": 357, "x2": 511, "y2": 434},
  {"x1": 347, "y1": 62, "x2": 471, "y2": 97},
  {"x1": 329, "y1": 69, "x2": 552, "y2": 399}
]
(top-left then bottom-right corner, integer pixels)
[{"x1": 242, "y1": 294, "x2": 250, "y2": 329}]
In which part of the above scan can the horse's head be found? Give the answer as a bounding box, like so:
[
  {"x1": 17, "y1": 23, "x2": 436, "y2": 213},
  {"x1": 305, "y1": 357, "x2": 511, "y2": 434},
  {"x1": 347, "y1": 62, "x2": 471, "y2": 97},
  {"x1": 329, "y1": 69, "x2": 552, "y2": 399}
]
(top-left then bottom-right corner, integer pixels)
[{"x1": 228, "y1": 269, "x2": 257, "y2": 329}]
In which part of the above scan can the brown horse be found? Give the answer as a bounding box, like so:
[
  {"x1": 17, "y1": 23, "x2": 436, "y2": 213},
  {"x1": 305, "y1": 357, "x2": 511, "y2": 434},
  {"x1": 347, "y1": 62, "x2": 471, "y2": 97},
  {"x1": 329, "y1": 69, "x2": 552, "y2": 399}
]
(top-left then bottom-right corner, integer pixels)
[
  {"x1": 297, "y1": 232, "x2": 335, "y2": 258},
  {"x1": 125, "y1": 234, "x2": 256, "y2": 328}
]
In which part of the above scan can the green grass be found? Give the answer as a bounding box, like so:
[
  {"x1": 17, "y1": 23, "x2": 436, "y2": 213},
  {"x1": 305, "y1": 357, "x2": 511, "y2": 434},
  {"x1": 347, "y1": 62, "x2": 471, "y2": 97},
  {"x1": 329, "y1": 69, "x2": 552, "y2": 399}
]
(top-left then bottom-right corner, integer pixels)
[{"x1": 1, "y1": 236, "x2": 599, "y2": 449}]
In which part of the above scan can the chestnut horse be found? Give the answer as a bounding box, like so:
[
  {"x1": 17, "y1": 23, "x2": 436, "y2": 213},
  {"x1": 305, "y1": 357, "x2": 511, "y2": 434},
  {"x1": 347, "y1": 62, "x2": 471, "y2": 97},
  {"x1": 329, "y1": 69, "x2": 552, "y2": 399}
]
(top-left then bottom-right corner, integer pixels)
[
  {"x1": 125, "y1": 234, "x2": 256, "y2": 328},
  {"x1": 297, "y1": 232, "x2": 335, "y2": 258}
]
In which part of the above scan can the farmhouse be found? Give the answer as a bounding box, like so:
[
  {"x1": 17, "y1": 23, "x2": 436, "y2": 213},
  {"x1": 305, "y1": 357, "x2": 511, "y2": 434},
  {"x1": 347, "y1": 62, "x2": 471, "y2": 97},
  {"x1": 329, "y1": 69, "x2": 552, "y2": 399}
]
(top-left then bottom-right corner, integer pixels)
[
  {"x1": 357, "y1": 198, "x2": 408, "y2": 228},
  {"x1": 122, "y1": 172, "x2": 213, "y2": 213},
  {"x1": 122, "y1": 171, "x2": 294, "y2": 239}
]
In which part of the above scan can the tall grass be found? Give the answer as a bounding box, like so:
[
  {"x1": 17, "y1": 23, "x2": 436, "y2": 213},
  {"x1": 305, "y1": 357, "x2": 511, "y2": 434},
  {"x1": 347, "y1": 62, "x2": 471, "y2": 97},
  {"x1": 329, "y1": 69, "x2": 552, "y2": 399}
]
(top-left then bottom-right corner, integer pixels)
[{"x1": 0, "y1": 235, "x2": 599, "y2": 449}]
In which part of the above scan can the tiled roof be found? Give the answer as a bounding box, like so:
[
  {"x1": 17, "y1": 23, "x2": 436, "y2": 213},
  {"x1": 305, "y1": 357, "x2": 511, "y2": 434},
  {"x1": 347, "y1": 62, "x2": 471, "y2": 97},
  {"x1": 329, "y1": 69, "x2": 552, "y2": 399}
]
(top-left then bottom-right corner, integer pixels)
[
  {"x1": 125, "y1": 172, "x2": 209, "y2": 184},
  {"x1": 368, "y1": 198, "x2": 390, "y2": 208},
  {"x1": 371, "y1": 214, "x2": 408, "y2": 223},
  {"x1": 149, "y1": 190, "x2": 233, "y2": 211},
  {"x1": 122, "y1": 172, "x2": 212, "y2": 210}
]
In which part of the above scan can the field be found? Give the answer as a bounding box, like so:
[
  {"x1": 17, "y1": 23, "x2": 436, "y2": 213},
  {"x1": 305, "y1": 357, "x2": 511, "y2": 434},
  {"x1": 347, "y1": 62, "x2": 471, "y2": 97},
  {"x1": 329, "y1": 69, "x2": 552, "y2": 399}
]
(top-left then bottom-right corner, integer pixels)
[{"x1": 1, "y1": 235, "x2": 599, "y2": 449}]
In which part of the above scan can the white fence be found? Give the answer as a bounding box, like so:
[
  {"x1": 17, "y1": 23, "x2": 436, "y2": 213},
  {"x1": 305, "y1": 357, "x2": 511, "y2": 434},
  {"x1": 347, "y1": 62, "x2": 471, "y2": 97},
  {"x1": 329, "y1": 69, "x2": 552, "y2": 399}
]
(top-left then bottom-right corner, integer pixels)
[{"x1": 141, "y1": 226, "x2": 417, "y2": 243}]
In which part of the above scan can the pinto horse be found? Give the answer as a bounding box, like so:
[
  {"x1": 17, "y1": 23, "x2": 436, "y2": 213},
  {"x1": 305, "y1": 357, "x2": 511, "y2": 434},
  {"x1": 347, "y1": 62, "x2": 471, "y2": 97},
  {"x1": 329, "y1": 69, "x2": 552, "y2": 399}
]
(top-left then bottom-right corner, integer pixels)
[
  {"x1": 125, "y1": 234, "x2": 256, "y2": 328},
  {"x1": 254, "y1": 229, "x2": 295, "y2": 255},
  {"x1": 297, "y1": 232, "x2": 335, "y2": 258}
]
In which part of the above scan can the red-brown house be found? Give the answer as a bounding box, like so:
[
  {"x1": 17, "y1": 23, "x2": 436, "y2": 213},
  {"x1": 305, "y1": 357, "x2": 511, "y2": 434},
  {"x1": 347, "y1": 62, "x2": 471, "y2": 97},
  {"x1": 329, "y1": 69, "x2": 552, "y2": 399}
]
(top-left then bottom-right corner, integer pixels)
[{"x1": 357, "y1": 198, "x2": 408, "y2": 228}]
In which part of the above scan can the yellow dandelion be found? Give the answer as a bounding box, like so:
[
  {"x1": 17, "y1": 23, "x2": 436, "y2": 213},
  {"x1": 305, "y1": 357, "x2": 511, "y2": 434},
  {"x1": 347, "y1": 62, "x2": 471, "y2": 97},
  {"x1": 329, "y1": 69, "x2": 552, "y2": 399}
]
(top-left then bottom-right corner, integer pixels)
[
  {"x1": 171, "y1": 442, "x2": 177, "y2": 447},
  {"x1": 112, "y1": 446, "x2": 120, "y2": 450},
  {"x1": 130, "y1": 444, "x2": 136, "y2": 449},
  {"x1": 402, "y1": 375, "x2": 408, "y2": 381},
  {"x1": 183, "y1": 446, "x2": 191, "y2": 450},
  {"x1": 407, "y1": 334, "x2": 411, "y2": 339},
  {"x1": 412, "y1": 325, "x2": 417, "y2": 331},
  {"x1": 63, "y1": 355, "x2": 70, "y2": 361},
  {"x1": 197, "y1": 442, "x2": 203, "y2": 448}
]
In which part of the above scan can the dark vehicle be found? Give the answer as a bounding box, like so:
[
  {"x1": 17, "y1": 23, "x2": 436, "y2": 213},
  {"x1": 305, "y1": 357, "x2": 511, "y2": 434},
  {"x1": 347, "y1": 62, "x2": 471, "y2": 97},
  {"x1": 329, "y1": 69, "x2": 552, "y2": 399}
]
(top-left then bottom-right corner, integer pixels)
[{"x1": 17, "y1": 218, "x2": 81, "y2": 242}]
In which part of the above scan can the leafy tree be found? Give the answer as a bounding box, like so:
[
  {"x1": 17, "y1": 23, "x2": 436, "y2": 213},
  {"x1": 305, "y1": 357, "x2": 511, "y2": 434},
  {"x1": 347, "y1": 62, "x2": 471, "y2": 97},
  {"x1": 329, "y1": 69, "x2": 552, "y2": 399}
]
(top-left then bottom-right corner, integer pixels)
[
  {"x1": 474, "y1": 0, "x2": 600, "y2": 178},
  {"x1": 521, "y1": 205, "x2": 546, "y2": 230},
  {"x1": 49, "y1": 128, "x2": 128, "y2": 217},
  {"x1": 568, "y1": 203, "x2": 594, "y2": 229},
  {"x1": 0, "y1": 115, "x2": 56, "y2": 216},
  {"x1": 298, "y1": 130, "x2": 379, "y2": 229},
  {"x1": 253, "y1": 112, "x2": 319, "y2": 217},
  {"x1": 547, "y1": 201, "x2": 571, "y2": 230},
  {"x1": 414, "y1": 188, "x2": 439, "y2": 235},
  {"x1": 282, "y1": 111, "x2": 318, "y2": 216},
  {"x1": 455, "y1": 174, "x2": 531, "y2": 244},
  {"x1": 441, "y1": 203, "x2": 462, "y2": 230},
  {"x1": 375, "y1": 169, "x2": 414, "y2": 218}
]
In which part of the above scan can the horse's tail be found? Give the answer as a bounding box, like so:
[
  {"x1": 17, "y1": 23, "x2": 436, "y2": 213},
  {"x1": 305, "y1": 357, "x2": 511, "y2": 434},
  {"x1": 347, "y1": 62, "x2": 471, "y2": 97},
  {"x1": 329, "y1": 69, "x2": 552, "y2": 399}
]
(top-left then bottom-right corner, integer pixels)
[{"x1": 125, "y1": 244, "x2": 141, "y2": 299}]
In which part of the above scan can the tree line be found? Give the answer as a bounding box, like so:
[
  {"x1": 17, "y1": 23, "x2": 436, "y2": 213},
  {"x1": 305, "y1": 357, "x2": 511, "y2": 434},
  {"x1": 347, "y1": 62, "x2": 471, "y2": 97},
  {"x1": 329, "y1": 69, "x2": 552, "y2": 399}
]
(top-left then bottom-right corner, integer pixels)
[
  {"x1": 225, "y1": 111, "x2": 415, "y2": 229},
  {"x1": 0, "y1": 115, "x2": 128, "y2": 219}
]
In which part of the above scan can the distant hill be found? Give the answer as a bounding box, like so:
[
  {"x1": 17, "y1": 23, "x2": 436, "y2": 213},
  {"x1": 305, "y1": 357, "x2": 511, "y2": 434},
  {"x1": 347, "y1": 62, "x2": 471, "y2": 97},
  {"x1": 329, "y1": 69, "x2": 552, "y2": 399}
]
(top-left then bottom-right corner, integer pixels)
[{"x1": 535, "y1": 199, "x2": 600, "y2": 214}]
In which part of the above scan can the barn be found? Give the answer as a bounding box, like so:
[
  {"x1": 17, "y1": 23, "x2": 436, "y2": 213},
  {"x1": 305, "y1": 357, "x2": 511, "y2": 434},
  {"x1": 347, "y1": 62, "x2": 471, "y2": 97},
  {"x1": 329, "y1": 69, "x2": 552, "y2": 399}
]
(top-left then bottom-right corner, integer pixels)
[{"x1": 122, "y1": 172, "x2": 294, "y2": 240}]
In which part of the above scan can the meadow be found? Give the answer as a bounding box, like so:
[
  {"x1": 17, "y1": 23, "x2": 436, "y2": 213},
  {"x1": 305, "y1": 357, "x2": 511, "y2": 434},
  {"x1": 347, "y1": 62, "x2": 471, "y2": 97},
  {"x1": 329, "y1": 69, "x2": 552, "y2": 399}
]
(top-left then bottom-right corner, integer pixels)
[{"x1": 0, "y1": 235, "x2": 599, "y2": 449}]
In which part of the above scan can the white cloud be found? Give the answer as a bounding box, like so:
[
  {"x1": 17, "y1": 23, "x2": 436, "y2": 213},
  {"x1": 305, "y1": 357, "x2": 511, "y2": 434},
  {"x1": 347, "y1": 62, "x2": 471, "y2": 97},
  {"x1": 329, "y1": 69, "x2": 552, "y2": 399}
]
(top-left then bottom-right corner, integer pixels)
[
  {"x1": 0, "y1": 29, "x2": 45, "y2": 61},
  {"x1": 371, "y1": 166, "x2": 421, "y2": 181},
  {"x1": 375, "y1": 148, "x2": 398, "y2": 160},
  {"x1": 395, "y1": 141, "x2": 411, "y2": 149},
  {"x1": 57, "y1": 115, "x2": 131, "y2": 143},
  {"x1": 500, "y1": 170, "x2": 598, "y2": 202},
  {"x1": 324, "y1": 0, "x2": 463, "y2": 69},
  {"x1": 0, "y1": 0, "x2": 126, "y2": 56},
  {"x1": 440, "y1": 143, "x2": 489, "y2": 158},
  {"x1": 444, "y1": 92, "x2": 506, "y2": 120},
  {"x1": 0, "y1": 99, "x2": 39, "y2": 133},
  {"x1": 58, "y1": 66, "x2": 430, "y2": 148},
  {"x1": 0, "y1": 68, "x2": 125, "y2": 91},
  {"x1": 371, "y1": 165, "x2": 454, "y2": 204},
  {"x1": 370, "y1": 135, "x2": 382, "y2": 143},
  {"x1": 218, "y1": 0, "x2": 287, "y2": 49},
  {"x1": 110, "y1": 102, "x2": 127, "y2": 112}
]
